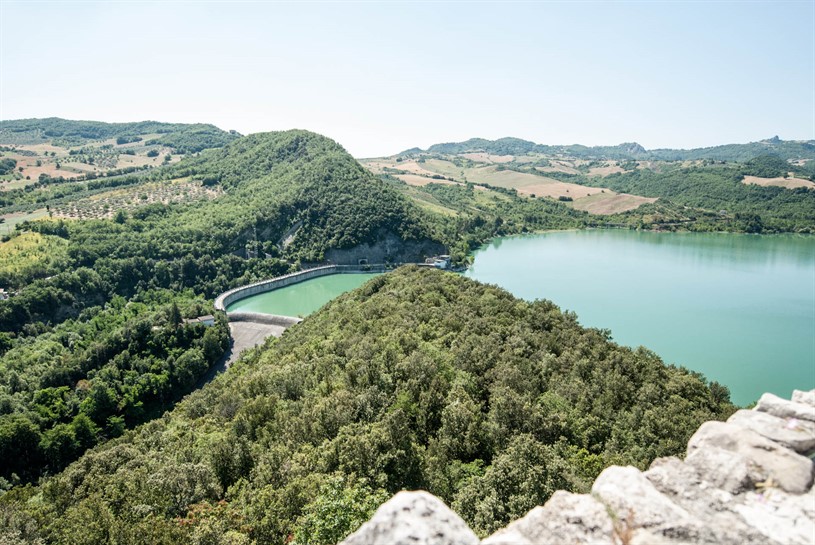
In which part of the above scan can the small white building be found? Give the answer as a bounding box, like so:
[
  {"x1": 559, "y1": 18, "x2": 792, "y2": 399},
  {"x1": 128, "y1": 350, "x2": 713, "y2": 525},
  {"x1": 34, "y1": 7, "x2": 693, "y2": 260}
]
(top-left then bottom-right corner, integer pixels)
[
  {"x1": 425, "y1": 255, "x2": 451, "y2": 270},
  {"x1": 184, "y1": 315, "x2": 216, "y2": 326}
]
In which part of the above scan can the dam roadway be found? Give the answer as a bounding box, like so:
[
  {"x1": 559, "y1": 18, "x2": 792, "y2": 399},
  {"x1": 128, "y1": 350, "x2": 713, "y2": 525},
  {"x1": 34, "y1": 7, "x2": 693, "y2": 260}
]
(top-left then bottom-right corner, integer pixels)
[{"x1": 205, "y1": 264, "x2": 399, "y2": 380}]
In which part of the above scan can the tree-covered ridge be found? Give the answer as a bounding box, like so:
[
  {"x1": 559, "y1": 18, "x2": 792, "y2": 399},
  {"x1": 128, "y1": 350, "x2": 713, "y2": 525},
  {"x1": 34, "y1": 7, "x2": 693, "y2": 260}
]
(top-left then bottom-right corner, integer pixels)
[
  {"x1": 0, "y1": 290, "x2": 229, "y2": 486},
  {"x1": 0, "y1": 268, "x2": 735, "y2": 544},
  {"x1": 0, "y1": 130, "x2": 445, "y2": 331},
  {"x1": 409, "y1": 136, "x2": 815, "y2": 161},
  {"x1": 423, "y1": 138, "x2": 649, "y2": 161},
  {"x1": 0, "y1": 117, "x2": 239, "y2": 152},
  {"x1": 162, "y1": 131, "x2": 439, "y2": 260}
]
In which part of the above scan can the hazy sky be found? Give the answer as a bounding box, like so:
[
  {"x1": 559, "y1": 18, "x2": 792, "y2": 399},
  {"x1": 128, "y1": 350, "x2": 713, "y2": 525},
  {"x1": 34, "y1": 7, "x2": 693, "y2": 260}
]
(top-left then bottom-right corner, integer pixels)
[{"x1": 1, "y1": 1, "x2": 813, "y2": 157}]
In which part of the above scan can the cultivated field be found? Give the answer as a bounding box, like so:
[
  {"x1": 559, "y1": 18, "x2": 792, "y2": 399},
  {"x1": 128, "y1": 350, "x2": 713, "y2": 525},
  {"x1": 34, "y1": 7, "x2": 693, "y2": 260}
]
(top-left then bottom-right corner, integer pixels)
[
  {"x1": 394, "y1": 174, "x2": 458, "y2": 187},
  {"x1": 537, "y1": 160, "x2": 581, "y2": 175},
  {"x1": 587, "y1": 163, "x2": 625, "y2": 177},
  {"x1": 0, "y1": 209, "x2": 49, "y2": 235},
  {"x1": 742, "y1": 175, "x2": 815, "y2": 190},
  {"x1": 362, "y1": 154, "x2": 657, "y2": 215},
  {"x1": 50, "y1": 178, "x2": 223, "y2": 220},
  {"x1": 570, "y1": 192, "x2": 658, "y2": 215},
  {"x1": 0, "y1": 133, "x2": 181, "y2": 192},
  {"x1": 51, "y1": 179, "x2": 222, "y2": 219},
  {"x1": 459, "y1": 152, "x2": 515, "y2": 163}
]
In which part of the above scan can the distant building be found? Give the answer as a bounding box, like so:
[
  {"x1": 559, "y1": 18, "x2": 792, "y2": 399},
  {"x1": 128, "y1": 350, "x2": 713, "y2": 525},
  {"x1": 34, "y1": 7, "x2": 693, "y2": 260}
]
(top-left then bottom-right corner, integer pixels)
[
  {"x1": 425, "y1": 255, "x2": 451, "y2": 270},
  {"x1": 184, "y1": 315, "x2": 216, "y2": 326},
  {"x1": 0, "y1": 289, "x2": 8, "y2": 301}
]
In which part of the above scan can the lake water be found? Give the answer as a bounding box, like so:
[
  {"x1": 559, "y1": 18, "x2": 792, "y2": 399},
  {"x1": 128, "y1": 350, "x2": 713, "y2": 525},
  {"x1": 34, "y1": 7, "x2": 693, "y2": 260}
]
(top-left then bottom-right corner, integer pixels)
[
  {"x1": 225, "y1": 273, "x2": 382, "y2": 317},
  {"x1": 464, "y1": 230, "x2": 815, "y2": 406}
]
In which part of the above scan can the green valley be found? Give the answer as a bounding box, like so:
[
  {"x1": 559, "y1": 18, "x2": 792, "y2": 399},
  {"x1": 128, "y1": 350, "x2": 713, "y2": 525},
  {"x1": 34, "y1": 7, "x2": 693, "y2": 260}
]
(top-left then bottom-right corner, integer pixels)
[{"x1": 0, "y1": 122, "x2": 811, "y2": 545}]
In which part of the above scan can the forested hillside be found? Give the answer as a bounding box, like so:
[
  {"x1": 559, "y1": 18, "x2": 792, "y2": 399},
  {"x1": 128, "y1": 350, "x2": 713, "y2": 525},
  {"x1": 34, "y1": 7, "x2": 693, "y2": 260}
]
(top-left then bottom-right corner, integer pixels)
[
  {"x1": 583, "y1": 163, "x2": 815, "y2": 232},
  {"x1": 0, "y1": 131, "x2": 451, "y2": 486},
  {"x1": 0, "y1": 267, "x2": 734, "y2": 544},
  {"x1": 1, "y1": 131, "x2": 441, "y2": 330}
]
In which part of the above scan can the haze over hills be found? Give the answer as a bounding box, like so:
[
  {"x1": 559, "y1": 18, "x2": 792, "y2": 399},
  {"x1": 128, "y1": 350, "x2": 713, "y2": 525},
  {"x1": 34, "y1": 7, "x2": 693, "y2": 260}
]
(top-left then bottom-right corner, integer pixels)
[
  {"x1": 0, "y1": 118, "x2": 240, "y2": 154},
  {"x1": 398, "y1": 136, "x2": 815, "y2": 162}
]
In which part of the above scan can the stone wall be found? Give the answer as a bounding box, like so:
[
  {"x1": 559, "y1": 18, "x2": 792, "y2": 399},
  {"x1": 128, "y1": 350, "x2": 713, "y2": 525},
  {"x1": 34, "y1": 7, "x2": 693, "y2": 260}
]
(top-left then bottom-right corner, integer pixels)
[
  {"x1": 340, "y1": 389, "x2": 815, "y2": 545},
  {"x1": 214, "y1": 265, "x2": 388, "y2": 313}
]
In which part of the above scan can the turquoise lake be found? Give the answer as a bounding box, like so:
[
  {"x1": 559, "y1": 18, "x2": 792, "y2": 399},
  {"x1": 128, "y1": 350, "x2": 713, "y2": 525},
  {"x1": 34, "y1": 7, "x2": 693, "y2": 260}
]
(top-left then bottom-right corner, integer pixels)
[
  {"x1": 226, "y1": 273, "x2": 381, "y2": 317},
  {"x1": 224, "y1": 230, "x2": 814, "y2": 406},
  {"x1": 464, "y1": 230, "x2": 815, "y2": 406}
]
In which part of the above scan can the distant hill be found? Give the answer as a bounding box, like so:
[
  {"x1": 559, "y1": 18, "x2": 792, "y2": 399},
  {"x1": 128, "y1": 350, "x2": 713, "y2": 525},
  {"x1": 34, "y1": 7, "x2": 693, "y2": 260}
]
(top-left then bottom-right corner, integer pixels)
[
  {"x1": 407, "y1": 136, "x2": 815, "y2": 162},
  {"x1": 0, "y1": 117, "x2": 240, "y2": 153},
  {"x1": 162, "y1": 130, "x2": 443, "y2": 263}
]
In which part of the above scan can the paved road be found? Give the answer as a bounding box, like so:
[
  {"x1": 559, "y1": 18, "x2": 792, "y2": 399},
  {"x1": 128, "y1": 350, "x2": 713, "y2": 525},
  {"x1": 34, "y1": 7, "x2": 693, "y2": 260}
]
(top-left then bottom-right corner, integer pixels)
[{"x1": 198, "y1": 320, "x2": 289, "y2": 386}]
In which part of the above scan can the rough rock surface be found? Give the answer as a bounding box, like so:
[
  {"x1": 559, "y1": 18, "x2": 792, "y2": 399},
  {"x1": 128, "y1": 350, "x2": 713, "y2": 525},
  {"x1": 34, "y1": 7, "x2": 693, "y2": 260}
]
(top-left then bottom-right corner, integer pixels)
[
  {"x1": 481, "y1": 491, "x2": 615, "y2": 545},
  {"x1": 727, "y1": 409, "x2": 815, "y2": 454},
  {"x1": 687, "y1": 421, "x2": 813, "y2": 493},
  {"x1": 755, "y1": 392, "x2": 815, "y2": 422},
  {"x1": 324, "y1": 230, "x2": 446, "y2": 266},
  {"x1": 340, "y1": 490, "x2": 479, "y2": 545},
  {"x1": 340, "y1": 389, "x2": 815, "y2": 545},
  {"x1": 792, "y1": 389, "x2": 815, "y2": 407}
]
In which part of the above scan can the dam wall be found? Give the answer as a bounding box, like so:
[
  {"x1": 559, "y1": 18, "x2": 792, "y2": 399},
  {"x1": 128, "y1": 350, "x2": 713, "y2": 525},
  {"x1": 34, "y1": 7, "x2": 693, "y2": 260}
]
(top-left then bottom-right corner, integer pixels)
[{"x1": 214, "y1": 264, "x2": 388, "y2": 313}]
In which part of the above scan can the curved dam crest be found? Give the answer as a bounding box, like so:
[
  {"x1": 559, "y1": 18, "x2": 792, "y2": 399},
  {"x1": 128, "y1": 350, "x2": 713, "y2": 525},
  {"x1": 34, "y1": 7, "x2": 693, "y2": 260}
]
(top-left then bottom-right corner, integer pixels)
[{"x1": 214, "y1": 265, "x2": 391, "y2": 368}]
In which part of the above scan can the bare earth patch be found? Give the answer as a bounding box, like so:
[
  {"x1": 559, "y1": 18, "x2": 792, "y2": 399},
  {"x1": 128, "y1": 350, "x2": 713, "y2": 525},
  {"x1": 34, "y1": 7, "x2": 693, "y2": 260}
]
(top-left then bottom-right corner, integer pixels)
[
  {"x1": 460, "y1": 153, "x2": 515, "y2": 164},
  {"x1": 742, "y1": 175, "x2": 815, "y2": 190},
  {"x1": 395, "y1": 174, "x2": 458, "y2": 187},
  {"x1": 360, "y1": 159, "x2": 440, "y2": 178},
  {"x1": 467, "y1": 168, "x2": 604, "y2": 199},
  {"x1": 537, "y1": 160, "x2": 581, "y2": 175},
  {"x1": 17, "y1": 143, "x2": 64, "y2": 155},
  {"x1": 587, "y1": 163, "x2": 625, "y2": 177},
  {"x1": 571, "y1": 192, "x2": 657, "y2": 214},
  {"x1": 394, "y1": 161, "x2": 442, "y2": 176},
  {"x1": 11, "y1": 155, "x2": 82, "y2": 181}
]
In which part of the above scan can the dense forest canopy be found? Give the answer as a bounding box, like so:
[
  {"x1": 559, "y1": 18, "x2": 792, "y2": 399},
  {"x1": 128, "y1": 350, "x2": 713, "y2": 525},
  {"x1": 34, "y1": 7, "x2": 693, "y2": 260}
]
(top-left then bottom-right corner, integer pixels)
[
  {"x1": 0, "y1": 267, "x2": 735, "y2": 544},
  {"x1": 1, "y1": 130, "x2": 446, "y2": 330}
]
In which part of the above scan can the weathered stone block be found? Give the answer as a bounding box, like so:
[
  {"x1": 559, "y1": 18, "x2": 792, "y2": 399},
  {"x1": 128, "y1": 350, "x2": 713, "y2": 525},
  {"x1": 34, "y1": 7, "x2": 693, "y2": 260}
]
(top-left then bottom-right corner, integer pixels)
[
  {"x1": 340, "y1": 490, "x2": 479, "y2": 545},
  {"x1": 792, "y1": 389, "x2": 815, "y2": 408},
  {"x1": 687, "y1": 421, "x2": 814, "y2": 494},
  {"x1": 591, "y1": 466, "x2": 715, "y2": 543},
  {"x1": 727, "y1": 409, "x2": 815, "y2": 455},
  {"x1": 482, "y1": 491, "x2": 615, "y2": 545},
  {"x1": 755, "y1": 393, "x2": 815, "y2": 422}
]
